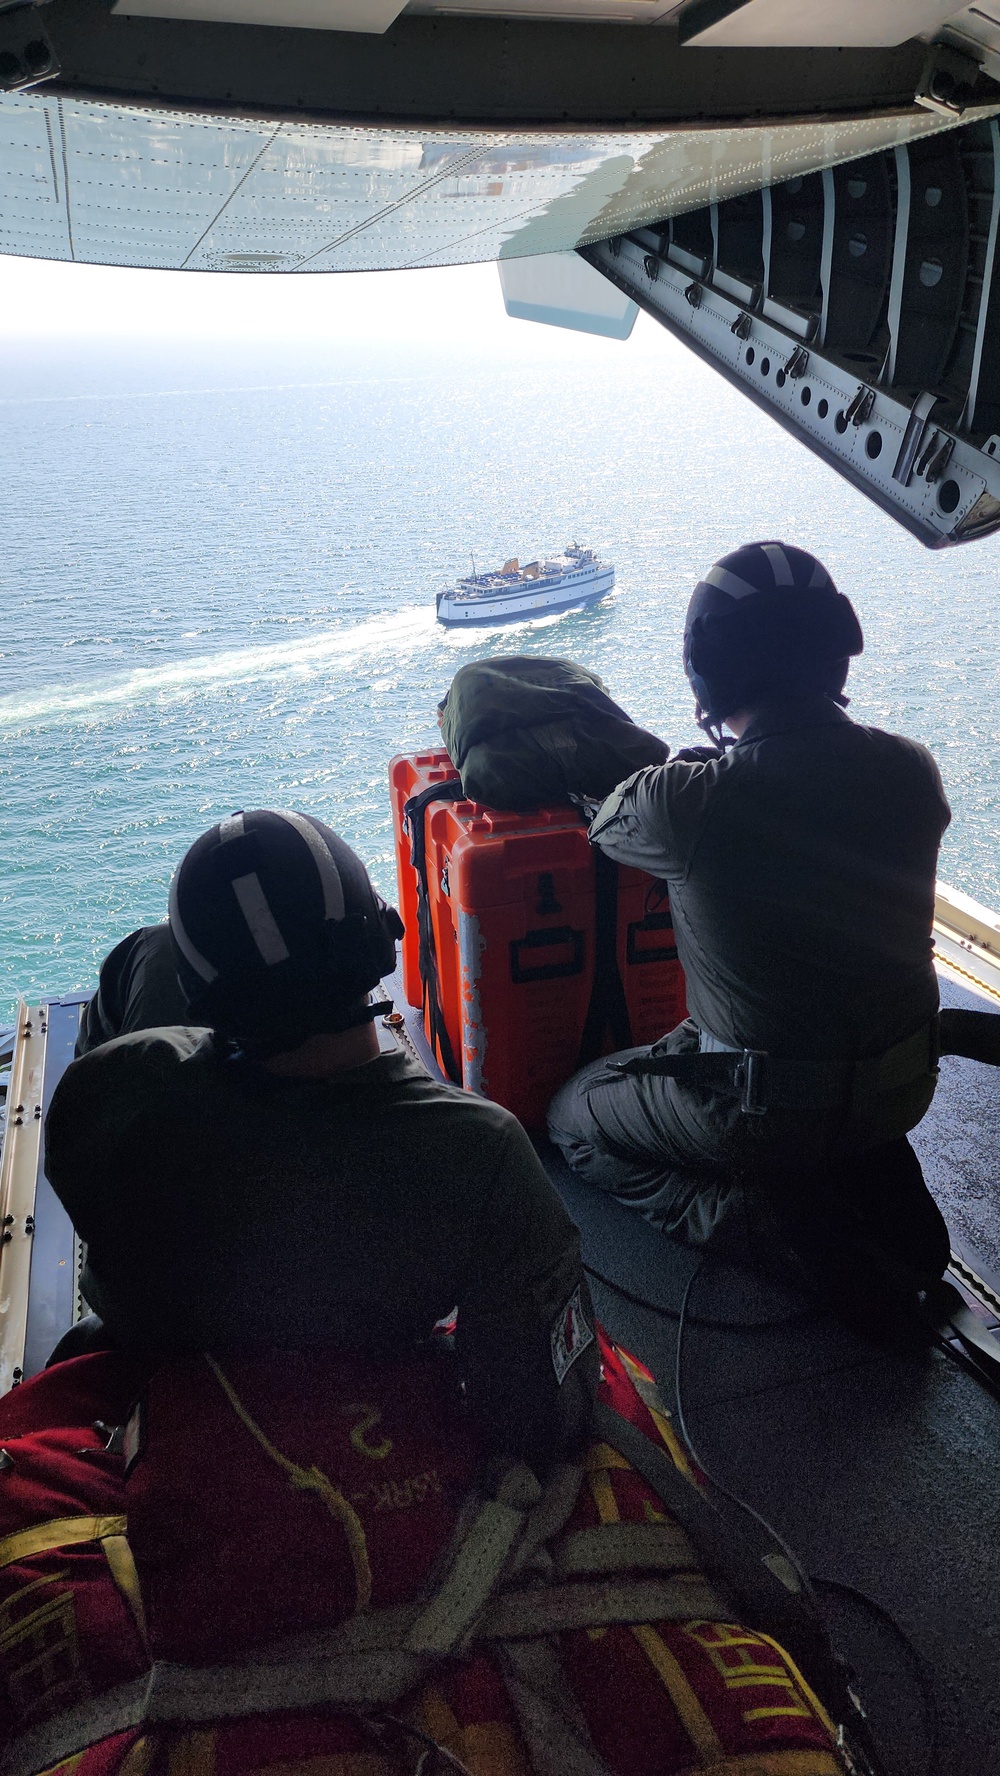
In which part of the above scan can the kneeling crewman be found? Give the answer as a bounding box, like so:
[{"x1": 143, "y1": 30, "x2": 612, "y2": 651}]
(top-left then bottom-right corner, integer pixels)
[{"x1": 549, "y1": 541, "x2": 952, "y2": 1288}]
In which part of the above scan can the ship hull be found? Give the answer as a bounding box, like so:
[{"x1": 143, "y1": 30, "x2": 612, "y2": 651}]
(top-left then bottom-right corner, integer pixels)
[{"x1": 436, "y1": 564, "x2": 615, "y2": 625}]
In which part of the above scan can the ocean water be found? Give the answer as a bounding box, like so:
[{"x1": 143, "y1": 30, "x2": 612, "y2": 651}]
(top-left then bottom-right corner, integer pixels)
[{"x1": 3, "y1": 321, "x2": 1000, "y2": 1021}]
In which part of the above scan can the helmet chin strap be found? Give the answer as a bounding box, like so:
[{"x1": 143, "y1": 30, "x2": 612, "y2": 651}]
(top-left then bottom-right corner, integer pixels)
[{"x1": 694, "y1": 701, "x2": 735, "y2": 752}]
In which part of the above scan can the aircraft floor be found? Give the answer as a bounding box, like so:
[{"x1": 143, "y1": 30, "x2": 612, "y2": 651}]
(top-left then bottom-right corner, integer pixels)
[
  {"x1": 914, "y1": 974, "x2": 1000, "y2": 1273},
  {"x1": 538, "y1": 974, "x2": 1000, "y2": 1776}
]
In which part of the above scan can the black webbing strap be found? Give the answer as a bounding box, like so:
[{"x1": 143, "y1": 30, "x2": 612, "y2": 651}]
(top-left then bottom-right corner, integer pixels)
[
  {"x1": 590, "y1": 1401, "x2": 883, "y2": 1771},
  {"x1": 606, "y1": 1016, "x2": 940, "y2": 1117},
  {"x1": 403, "y1": 779, "x2": 465, "y2": 1085},
  {"x1": 939, "y1": 1007, "x2": 1000, "y2": 1064},
  {"x1": 577, "y1": 850, "x2": 633, "y2": 1068},
  {"x1": 606, "y1": 1049, "x2": 742, "y2": 1084}
]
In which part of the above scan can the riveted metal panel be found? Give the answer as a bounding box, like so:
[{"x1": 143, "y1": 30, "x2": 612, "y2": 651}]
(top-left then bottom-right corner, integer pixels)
[
  {"x1": 0, "y1": 88, "x2": 981, "y2": 272},
  {"x1": 22, "y1": 1000, "x2": 84, "y2": 1380}
]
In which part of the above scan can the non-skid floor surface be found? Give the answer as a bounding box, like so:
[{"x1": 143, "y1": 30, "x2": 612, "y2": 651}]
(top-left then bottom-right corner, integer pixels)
[
  {"x1": 915, "y1": 974, "x2": 1000, "y2": 1272},
  {"x1": 538, "y1": 991, "x2": 1000, "y2": 1776}
]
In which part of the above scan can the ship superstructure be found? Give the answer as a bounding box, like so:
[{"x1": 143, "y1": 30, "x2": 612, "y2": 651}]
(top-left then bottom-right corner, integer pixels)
[{"x1": 436, "y1": 544, "x2": 614, "y2": 624}]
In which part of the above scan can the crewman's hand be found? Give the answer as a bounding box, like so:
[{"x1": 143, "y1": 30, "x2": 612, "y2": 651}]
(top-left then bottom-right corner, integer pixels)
[{"x1": 673, "y1": 744, "x2": 724, "y2": 762}]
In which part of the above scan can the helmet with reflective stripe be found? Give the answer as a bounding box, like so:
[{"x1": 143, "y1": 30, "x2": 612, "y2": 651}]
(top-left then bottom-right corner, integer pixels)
[
  {"x1": 683, "y1": 540, "x2": 864, "y2": 731},
  {"x1": 168, "y1": 809, "x2": 404, "y2": 1054}
]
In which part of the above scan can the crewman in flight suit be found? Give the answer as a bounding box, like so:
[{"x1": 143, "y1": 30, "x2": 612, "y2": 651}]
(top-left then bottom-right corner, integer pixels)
[
  {"x1": 47, "y1": 810, "x2": 598, "y2": 1470},
  {"x1": 548, "y1": 541, "x2": 953, "y2": 1294}
]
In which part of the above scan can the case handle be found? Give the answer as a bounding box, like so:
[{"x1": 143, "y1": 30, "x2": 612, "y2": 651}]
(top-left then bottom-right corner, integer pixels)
[
  {"x1": 510, "y1": 926, "x2": 585, "y2": 984},
  {"x1": 626, "y1": 911, "x2": 678, "y2": 966}
]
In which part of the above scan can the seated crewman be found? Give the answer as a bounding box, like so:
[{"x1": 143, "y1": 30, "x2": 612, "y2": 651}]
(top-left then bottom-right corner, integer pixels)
[
  {"x1": 46, "y1": 809, "x2": 598, "y2": 1469},
  {"x1": 548, "y1": 541, "x2": 953, "y2": 1288},
  {"x1": 76, "y1": 923, "x2": 186, "y2": 1055}
]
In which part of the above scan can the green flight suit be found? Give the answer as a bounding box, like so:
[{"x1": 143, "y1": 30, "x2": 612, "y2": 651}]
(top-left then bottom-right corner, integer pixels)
[{"x1": 548, "y1": 696, "x2": 951, "y2": 1274}]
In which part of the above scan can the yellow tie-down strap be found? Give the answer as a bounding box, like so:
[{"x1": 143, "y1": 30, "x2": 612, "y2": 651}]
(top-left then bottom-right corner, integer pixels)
[
  {"x1": 0, "y1": 1515, "x2": 147, "y2": 1652},
  {"x1": 0, "y1": 1517, "x2": 128, "y2": 1572}
]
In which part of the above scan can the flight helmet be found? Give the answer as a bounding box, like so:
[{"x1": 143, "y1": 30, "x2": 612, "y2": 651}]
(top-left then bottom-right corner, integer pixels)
[
  {"x1": 683, "y1": 541, "x2": 864, "y2": 739},
  {"x1": 168, "y1": 808, "x2": 404, "y2": 1055}
]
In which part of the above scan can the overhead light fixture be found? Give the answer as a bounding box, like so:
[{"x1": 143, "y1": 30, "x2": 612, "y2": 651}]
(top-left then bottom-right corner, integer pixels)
[
  {"x1": 916, "y1": 42, "x2": 984, "y2": 114},
  {"x1": 678, "y1": 0, "x2": 981, "y2": 48},
  {"x1": 0, "y1": 1, "x2": 59, "y2": 92},
  {"x1": 112, "y1": 0, "x2": 408, "y2": 36}
]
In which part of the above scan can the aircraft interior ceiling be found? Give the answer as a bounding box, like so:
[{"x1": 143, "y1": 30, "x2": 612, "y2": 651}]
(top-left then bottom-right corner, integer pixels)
[
  {"x1": 0, "y1": 0, "x2": 992, "y2": 273},
  {"x1": 0, "y1": 92, "x2": 976, "y2": 274},
  {"x1": 10, "y1": 0, "x2": 1000, "y2": 129}
]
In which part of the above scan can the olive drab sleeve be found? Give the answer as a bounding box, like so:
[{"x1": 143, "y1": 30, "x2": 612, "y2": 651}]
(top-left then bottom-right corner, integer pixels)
[
  {"x1": 456, "y1": 1118, "x2": 599, "y2": 1470},
  {"x1": 45, "y1": 1028, "x2": 214, "y2": 1289},
  {"x1": 587, "y1": 756, "x2": 727, "y2": 883},
  {"x1": 75, "y1": 926, "x2": 190, "y2": 1057},
  {"x1": 45, "y1": 1034, "x2": 166, "y2": 1244}
]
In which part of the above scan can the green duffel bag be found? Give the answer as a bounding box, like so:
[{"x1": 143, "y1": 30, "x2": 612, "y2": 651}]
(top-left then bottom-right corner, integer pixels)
[{"x1": 439, "y1": 656, "x2": 669, "y2": 810}]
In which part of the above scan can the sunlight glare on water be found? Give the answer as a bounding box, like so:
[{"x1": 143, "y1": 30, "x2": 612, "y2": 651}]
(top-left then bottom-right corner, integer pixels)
[{"x1": 2, "y1": 324, "x2": 999, "y2": 1018}]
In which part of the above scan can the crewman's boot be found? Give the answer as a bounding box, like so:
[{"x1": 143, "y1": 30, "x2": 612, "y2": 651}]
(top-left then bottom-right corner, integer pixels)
[{"x1": 775, "y1": 1138, "x2": 950, "y2": 1340}]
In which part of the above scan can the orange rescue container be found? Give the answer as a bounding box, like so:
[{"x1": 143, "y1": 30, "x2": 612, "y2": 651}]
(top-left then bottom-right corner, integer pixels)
[
  {"x1": 390, "y1": 750, "x2": 687, "y2": 1129},
  {"x1": 389, "y1": 749, "x2": 461, "y2": 1007}
]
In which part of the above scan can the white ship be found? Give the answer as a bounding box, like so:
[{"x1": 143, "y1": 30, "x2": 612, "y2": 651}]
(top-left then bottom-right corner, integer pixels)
[{"x1": 436, "y1": 543, "x2": 615, "y2": 625}]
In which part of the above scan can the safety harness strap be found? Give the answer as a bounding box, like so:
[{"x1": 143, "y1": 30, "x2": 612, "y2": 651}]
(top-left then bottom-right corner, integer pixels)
[
  {"x1": 0, "y1": 1572, "x2": 730, "y2": 1776},
  {"x1": 577, "y1": 848, "x2": 633, "y2": 1067},
  {"x1": 498, "y1": 1638, "x2": 615, "y2": 1776},
  {"x1": 552, "y1": 1520, "x2": 698, "y2": 1578},
  {"x1": 402, "y1": 1493, "x2": 528, "y2": 1655},
  {"x1": 483, "y1": 1574, "x2": 726, "y2": 1638}
]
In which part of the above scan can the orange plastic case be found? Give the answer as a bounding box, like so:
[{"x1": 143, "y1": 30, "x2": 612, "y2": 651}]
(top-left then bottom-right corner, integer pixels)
[
  {"x1": 389, "y1": 750, "x2": 462, "y2": 1007},
  {"x1": 390, "y1": 750, "x2": 687, "y2": 1129}
]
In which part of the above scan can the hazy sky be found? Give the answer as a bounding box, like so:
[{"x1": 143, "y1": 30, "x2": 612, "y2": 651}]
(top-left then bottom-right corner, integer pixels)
[{"x1": 1, "y1": 252, "x2": 529, "y2": 342}]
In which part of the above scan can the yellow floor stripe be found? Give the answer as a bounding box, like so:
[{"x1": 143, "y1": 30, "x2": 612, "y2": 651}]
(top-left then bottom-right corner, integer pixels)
[
  {"x1": 934, "y1": 946, "x2": 1000, "y2": 1006},
  {"x1": 631, "y1": 1622, "x2": 724, "y2": 1765}
]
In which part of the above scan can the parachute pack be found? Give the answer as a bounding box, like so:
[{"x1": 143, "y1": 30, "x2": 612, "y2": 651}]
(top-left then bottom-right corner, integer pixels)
[{"x1": 0, "y1": 1334, "x2": 852, "y2": 1776}]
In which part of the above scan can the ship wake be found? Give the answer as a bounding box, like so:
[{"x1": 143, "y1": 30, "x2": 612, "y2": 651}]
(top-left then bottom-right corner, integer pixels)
[{"x1": 0, "y1": 606, "x2": 439, "y2": 733}]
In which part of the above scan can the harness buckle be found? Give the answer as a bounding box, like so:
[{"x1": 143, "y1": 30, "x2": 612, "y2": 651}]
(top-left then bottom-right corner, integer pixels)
[{"x1": 736, "y1": 1049, "x2": 768, "y2": 1115}]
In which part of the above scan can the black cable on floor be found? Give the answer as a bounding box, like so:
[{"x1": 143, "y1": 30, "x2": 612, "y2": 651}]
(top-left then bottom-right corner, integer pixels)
[
  {"x1": 590, "y1": 1246, "x2": 960, "y2": 1773},
  {"x1": 583, "y1": 1257, "x2": 821, "y2": 1333},
  {"x1": 810, "y1": 1578, "x2": 940, "y2": 1776},
  {"x1": 671, "y1": 1258, "x2": 818, "y2": 1597},
  {"x1": 671, "y1": 1259, "x2": 936, "y2": 1776}
]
